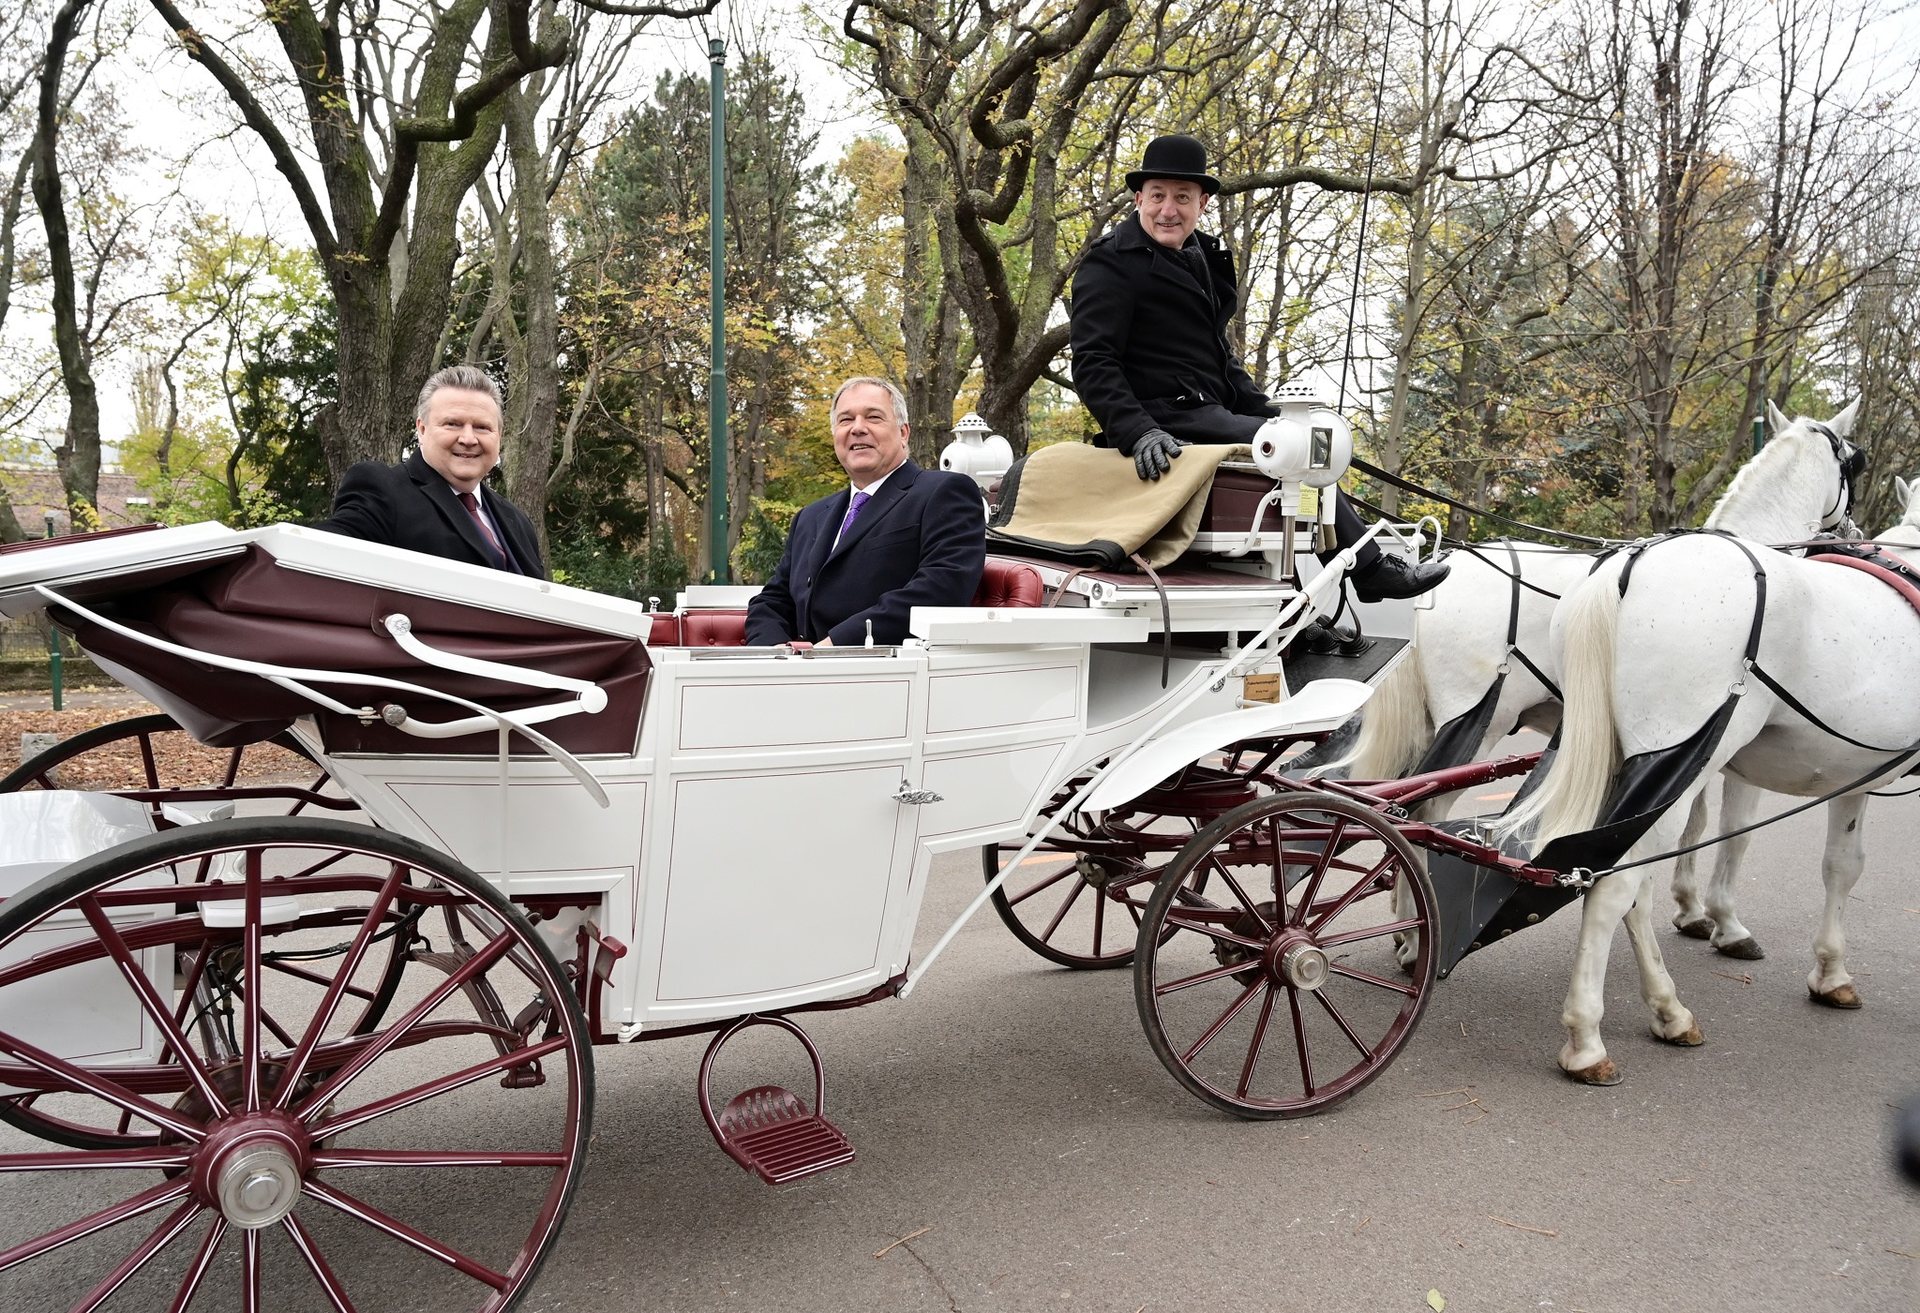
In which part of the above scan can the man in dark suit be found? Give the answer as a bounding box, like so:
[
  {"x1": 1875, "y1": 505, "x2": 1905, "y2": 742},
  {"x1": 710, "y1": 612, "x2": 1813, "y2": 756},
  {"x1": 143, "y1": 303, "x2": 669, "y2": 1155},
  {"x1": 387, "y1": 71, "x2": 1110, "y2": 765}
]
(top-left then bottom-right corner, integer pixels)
[
  {"x1": 313, "y1": 364, "x2": 545, "y2": 577},
  {"x1": 746, "y1": 378, "x2": 986, "y2": 646},
  {"x1": 1070, "y1": 134, "x2": 1447, "y2": 602}
]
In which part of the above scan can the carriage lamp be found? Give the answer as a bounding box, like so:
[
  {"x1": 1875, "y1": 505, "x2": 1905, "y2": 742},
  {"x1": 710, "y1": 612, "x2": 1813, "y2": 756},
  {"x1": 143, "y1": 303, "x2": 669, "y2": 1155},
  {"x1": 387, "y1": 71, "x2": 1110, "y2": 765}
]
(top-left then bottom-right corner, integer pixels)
[
  {"x1": 939, "y1": 413, "x2": 1015, "y2": 488},
  {"x1": 1252, "y1": 386, "x2": 1353, "y2": 489}
]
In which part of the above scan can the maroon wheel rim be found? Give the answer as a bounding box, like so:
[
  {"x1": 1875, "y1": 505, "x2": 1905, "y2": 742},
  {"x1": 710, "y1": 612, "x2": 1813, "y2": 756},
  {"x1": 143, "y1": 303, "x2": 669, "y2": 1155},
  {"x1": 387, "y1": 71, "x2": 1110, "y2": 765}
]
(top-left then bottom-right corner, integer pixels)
[
  {"x1": 985, "y1": 771, "x2": 1217, "y2": 969},
  {"x1": 1134, "y1": 792, "x2": 1436, "y2": 1118},
  {"x1": 0, "y1": 713, "x2": 349, "y2": 818},
  {"x1": 0, "y1": 818, "x2": 591, "y2": 1311}
]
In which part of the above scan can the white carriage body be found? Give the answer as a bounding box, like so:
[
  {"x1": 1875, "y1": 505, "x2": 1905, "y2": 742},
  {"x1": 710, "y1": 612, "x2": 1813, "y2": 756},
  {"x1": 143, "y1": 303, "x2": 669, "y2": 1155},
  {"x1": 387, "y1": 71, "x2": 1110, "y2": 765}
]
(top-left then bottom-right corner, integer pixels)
[{"x1": 0, "y1": 486, "x2": 1418, "y2": 1037}]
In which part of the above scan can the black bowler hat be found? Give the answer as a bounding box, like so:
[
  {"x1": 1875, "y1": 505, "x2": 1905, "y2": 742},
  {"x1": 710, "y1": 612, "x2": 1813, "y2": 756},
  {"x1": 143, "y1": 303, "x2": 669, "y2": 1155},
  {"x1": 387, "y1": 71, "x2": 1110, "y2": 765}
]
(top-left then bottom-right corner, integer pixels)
[{"x1": 1125, "y1": 134, "x2": 1220, "y2": 195}]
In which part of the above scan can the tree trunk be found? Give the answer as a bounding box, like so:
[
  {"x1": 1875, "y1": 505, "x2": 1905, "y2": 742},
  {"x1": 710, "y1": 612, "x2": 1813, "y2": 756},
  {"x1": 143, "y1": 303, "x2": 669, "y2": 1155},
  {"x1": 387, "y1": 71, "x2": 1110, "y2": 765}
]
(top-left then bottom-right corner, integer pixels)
[
  {"x1": 501, "y1": 81, "x2": 557, "y2": 562},
  {"x1": 899, "y1": 124, "x2": 965, "y2": 466},
  {"x1": 34, "y1": 0, "x2": 102, "y2": 524}
]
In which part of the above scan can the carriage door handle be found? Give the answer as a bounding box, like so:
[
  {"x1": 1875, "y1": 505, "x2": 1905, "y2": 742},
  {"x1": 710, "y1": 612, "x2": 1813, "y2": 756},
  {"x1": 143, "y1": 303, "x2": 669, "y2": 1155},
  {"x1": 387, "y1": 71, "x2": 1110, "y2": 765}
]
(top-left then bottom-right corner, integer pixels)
[{"x1": 893, "y1": 780, "x2": 943, "y2": 805}]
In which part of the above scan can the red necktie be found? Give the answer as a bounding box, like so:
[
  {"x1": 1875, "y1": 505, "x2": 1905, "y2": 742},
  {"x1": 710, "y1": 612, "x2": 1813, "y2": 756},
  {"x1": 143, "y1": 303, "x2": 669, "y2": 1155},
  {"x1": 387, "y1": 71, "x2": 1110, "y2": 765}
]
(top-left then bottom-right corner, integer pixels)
[{"x1": 456, "y1": 490, "x2": 510, "y2": 569}]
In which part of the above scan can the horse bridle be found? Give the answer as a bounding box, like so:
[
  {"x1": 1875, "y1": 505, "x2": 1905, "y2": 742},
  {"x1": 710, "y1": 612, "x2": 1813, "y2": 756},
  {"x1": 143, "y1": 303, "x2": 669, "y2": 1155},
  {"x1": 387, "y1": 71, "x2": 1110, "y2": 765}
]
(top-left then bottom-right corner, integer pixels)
[{"x1": 1807, "y1": 419, "x2": 1867, "y2": 537}]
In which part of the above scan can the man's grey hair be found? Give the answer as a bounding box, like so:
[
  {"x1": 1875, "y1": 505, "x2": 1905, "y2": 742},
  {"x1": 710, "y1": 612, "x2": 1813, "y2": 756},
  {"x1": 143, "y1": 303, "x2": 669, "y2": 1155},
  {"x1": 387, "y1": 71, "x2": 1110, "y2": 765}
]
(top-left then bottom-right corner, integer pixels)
[
  {"x1": 416, "y1": 364, "x2": 504, "y2": 423},
  {"x1": 831, "y1": 377, "x2": 910, "y2": 427}
]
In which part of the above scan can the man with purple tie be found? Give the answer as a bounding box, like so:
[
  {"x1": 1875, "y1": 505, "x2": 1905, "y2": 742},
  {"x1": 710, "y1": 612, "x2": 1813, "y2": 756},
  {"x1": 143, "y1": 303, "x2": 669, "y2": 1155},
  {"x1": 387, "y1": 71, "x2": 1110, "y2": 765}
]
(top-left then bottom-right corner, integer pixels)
[
  {"x1": 313, "y1": 365, "x2": 546, "y2": 578},
  {"x1": 746, "y1": 378, "x2": 986, "y2": 647}
]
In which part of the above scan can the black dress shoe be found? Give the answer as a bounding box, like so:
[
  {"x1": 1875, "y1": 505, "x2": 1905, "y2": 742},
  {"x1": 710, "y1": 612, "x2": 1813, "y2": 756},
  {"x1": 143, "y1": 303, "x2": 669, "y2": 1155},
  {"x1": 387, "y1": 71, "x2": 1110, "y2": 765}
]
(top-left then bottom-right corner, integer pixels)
[{"x1": 1351, "y1": 552, "x2": 1450, "y2": 603}]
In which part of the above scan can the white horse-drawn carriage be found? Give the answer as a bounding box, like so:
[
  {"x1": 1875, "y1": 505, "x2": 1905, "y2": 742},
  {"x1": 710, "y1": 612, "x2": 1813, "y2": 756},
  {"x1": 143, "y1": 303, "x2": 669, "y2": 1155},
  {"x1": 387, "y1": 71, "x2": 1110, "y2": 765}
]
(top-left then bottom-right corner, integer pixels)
[{"x1": 0, "y1": 398, "x2": 1898, "y2": 1309}]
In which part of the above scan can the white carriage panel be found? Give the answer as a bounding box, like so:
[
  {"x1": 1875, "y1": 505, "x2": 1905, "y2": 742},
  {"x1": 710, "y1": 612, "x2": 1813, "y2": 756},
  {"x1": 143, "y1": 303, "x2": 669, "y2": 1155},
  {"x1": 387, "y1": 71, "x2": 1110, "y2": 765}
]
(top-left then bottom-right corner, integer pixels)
[
  {"x1": 914, "y1": 741, "x2": 1073, "y2": 845},
  {"x1": 674, "y1": 677, "x2": 912, "y2": 752},
  {"x1": 925, "y1": 661, "x2": 1080, "y2": 736},
  {"x1": 0, "y1": 919, "x2": 170, "y2": 1083},
  {"x1": 375, "y1": 777, "x2": 648, "y2": 896},
  {"x1": 650, "y1": 762, "x2": 912, "y2": 1006},
  {"x1": 0, "y1": 794, "x2": 174, "y2": 1084},
  {"x1": 1084, "y1": 647, "x2": 1243, "y2": 739}
]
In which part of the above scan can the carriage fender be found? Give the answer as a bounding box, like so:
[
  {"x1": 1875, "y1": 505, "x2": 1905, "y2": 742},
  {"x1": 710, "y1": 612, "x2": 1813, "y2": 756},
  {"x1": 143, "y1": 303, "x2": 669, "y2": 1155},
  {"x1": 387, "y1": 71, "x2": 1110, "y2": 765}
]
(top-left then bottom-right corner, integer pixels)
[{"x1": 1082, "y1": 677, "x2": 1375, "y2": 813}]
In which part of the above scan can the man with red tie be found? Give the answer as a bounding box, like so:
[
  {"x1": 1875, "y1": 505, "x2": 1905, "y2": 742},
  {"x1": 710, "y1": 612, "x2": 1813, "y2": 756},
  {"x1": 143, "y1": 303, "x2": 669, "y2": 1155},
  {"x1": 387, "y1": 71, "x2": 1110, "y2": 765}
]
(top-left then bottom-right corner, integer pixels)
[
  {"x1": 746, "y1": 377, "x2": 985, "y2": 646},
  {"x1": 313, "y1": 364, "x2": 546, "y2": 577}
]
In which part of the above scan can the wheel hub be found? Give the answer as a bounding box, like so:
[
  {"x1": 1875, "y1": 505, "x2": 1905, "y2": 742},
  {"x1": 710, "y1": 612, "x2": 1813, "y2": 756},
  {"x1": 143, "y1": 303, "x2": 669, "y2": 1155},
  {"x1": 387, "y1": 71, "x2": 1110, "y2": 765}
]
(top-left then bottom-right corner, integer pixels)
[
  {"x1": 191, "y1": 1114, "x2": 312, "y2": 1230},
  {"x1": 219, "y1": 1141, "x2": 303, "y2": 1227},
  {"x1": 1214, "y1": 901, "x2": 1283, "y2": 987},
  {"x1": 1277, "y1": 941, "x2": 1331, "y2": 991},
  {"x1": 1075, "y1": 853, "x2": 1142, "y2": 892}
]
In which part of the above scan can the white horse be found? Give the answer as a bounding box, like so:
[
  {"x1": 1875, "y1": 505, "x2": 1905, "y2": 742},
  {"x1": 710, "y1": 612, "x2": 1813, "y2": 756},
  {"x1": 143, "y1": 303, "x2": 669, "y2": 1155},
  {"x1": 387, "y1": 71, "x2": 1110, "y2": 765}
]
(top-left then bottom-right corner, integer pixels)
[
  {"x1": 1341, "y1": 401, "x2": 1864, "y2": 965},
  {"x1": 1499, "y1": 409, "x2": 1908, "y2": 1085},
  {"x1": 1666, "y1": 458, "x2": 1905, "y2": 959}
]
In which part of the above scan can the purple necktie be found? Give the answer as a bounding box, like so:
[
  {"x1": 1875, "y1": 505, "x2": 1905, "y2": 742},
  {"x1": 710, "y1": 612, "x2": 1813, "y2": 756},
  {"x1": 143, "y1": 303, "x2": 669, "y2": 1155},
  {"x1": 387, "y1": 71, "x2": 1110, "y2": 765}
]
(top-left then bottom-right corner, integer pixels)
[{"x1": 836, "y1": 490, "x2": 871, "y2": 545}]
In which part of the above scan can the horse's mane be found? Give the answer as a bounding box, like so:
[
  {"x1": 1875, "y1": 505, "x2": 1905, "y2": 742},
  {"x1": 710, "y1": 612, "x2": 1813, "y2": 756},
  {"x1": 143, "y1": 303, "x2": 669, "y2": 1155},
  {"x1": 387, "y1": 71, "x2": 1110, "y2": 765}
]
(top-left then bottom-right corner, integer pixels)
[{"x1": 1702, "y1": 417, "x2": 1832, "y2": 543}]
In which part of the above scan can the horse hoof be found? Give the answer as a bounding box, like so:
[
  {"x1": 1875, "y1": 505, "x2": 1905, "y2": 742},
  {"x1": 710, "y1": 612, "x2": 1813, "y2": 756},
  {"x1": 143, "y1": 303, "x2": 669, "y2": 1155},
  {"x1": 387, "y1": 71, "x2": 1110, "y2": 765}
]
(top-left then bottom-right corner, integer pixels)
[
  {"x1": 1675, "y1": 918, "x2": 1714, "y2": 940},
  {"x1": 1659, "y1": 1022, "x2": 1705, "y2": 1047},
  {"x1": 1565, "y1": 1058, "x2": 1621, "y2": 1086},
  {"x1": 1715, "y1": 937, "x2": 1765, "y2": 961},
  {"x1": 1810, "y1": 983, "x2": 1862, "y2": 1010}
]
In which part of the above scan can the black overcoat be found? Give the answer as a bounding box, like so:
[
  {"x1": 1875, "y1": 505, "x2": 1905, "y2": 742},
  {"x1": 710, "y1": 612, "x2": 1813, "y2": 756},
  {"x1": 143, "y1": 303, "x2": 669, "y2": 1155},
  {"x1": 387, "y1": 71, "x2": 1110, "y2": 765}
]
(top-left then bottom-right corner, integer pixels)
[
  {"x1": 1068, "y1": 216, "x2": 1275, "y2": 455},
  {"x1": 313, "y1": 451, "x2": 547, "y2": 578}
]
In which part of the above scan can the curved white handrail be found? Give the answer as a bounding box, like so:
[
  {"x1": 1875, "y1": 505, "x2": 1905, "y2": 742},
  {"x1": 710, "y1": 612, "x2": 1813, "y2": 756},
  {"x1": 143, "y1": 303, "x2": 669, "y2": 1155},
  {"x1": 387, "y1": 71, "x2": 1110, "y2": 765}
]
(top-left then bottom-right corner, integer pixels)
[
  {"x1": 34, "y1": 584, "x2": 609, "y2": 807},
  {"x1": 381, "y1": 614, "x2": 608, "y2": 711}
]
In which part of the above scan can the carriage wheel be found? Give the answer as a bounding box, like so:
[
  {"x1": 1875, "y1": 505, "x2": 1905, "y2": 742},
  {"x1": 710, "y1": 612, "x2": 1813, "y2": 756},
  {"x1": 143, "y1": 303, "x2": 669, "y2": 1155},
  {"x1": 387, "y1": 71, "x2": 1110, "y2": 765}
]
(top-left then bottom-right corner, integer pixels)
[
  {"x1": 0, "y1": 817, "x2": 591, "y2": 1312},
  {"x1": 0, "y1": 897, "x2": 415, "y2": 1152},
  {"x1": 0, "y1": 712, "x2": 345, "y2": 816},
  {"x1": 1133, "y1": 791, "x2": 1437, "y2": 1119},
  {"x1": 983, "y1": 771, "x2": 1223, "y2": 969}
]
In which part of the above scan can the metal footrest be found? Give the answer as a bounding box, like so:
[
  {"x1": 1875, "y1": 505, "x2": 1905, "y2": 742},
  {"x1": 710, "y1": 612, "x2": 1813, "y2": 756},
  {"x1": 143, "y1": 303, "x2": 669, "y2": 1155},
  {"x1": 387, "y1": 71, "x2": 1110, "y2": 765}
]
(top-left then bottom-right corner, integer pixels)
[
  {"x1": 715, "y1": 1085, "x2": 855, "y2": 1184},
  {"x1": 699, "y1": 1015, "x2": 856, "y2": 1185}
]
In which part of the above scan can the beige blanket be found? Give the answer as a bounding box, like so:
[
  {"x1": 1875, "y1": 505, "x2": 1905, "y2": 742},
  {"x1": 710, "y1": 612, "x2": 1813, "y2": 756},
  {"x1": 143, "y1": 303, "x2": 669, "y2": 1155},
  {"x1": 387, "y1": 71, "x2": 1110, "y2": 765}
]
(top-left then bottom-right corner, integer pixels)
[{"x1": 989, "y1": 441, "x2": 1252, "y2": 569}]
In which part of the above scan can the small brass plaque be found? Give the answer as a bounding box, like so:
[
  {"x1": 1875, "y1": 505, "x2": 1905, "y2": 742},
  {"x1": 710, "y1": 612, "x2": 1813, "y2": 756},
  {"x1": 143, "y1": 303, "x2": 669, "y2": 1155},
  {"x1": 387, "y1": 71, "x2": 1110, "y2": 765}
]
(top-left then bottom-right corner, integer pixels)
[{"x1": 1243, "y1": 673, "x2": 1283, "y2": 703}]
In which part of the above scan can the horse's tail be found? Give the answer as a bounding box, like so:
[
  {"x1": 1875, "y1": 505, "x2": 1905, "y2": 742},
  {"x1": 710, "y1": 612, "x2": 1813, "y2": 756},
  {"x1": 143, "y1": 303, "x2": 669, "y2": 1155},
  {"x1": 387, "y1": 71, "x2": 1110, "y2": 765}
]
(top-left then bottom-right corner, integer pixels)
[
  {"x1": 1322, "y1": 655, "x2": 1432, "y2": 780},
  {"x1": 1497, "y1": 576, "x2": 1622, "y2": 845}
]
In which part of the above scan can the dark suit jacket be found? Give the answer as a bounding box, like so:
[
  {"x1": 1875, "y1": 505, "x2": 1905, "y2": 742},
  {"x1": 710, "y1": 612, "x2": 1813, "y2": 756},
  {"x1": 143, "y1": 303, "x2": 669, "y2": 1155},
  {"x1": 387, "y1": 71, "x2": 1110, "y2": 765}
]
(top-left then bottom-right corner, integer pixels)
[
  {"x1": 745, "y1": 460, "x2": 986, "y2": 646},
  {"x1": 1069, "y1": 216, "x2": 1275, "y2": 455},
  {"x1": 313, "y1": 451, "x2": 546, "y2": 578}
]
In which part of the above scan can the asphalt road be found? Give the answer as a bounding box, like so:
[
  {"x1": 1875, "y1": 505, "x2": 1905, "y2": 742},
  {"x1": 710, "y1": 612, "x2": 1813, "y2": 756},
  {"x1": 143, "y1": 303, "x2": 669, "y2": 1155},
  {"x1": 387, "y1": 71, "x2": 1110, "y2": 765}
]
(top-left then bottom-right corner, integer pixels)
[{"x1": 2, "y1": 756, "x2": 1916, "y2": 1312}]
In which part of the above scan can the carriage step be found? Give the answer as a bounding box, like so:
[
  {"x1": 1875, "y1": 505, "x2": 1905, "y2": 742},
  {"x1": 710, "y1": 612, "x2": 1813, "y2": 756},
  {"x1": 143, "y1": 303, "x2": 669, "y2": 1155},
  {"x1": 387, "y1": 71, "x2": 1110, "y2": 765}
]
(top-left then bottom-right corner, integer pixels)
[{"x1": 714, "y1": 1085, "x2": 856, "y2": 1184}]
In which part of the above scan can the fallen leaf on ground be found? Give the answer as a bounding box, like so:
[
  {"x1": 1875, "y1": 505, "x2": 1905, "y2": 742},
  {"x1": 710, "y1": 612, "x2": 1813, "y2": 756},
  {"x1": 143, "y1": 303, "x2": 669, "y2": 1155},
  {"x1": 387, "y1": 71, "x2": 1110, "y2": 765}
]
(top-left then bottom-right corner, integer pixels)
[{"x1": 1427, "y1": 1290, "x2": 1446, "y2": 1311}]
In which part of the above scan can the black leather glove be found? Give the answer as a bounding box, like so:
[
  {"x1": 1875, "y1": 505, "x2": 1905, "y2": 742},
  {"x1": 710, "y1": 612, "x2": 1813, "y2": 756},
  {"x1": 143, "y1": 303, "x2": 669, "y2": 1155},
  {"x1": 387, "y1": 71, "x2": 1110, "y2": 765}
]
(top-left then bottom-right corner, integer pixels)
[{"x1": 1133, "y1": 428, "x2": 1184, "y2": 481}]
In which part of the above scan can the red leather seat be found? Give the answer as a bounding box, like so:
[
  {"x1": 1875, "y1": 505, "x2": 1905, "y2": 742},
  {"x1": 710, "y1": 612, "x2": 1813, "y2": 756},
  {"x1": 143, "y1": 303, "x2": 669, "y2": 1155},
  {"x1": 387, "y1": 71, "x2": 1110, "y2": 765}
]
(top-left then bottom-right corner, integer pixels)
[
  {"x1": 972, "y1": 558, "x2": 1044, "y2": 608},
  {"x1": 680, "y1": 611, "x2": 748, "y2": 647},
  {"x1": 650, "y1": 563, "x2": 1041, "y2": 650}
]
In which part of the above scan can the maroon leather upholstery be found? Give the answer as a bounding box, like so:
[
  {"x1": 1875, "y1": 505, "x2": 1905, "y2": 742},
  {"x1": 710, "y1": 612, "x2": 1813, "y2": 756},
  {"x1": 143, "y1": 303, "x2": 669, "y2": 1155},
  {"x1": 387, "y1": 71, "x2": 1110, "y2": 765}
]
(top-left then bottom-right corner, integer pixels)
[
  {"x1": 972, "y1": 557, "x2": 1044, "y2": 608},
  {"x1": 647, "y1": 613, "x2": 681, "y2": 645},
  {"x1": 61, "y1": 546, "x2": 650, "y2": 756},
  {"x1": 679, "y1": 611, "x2": 748, "y2": 647}
]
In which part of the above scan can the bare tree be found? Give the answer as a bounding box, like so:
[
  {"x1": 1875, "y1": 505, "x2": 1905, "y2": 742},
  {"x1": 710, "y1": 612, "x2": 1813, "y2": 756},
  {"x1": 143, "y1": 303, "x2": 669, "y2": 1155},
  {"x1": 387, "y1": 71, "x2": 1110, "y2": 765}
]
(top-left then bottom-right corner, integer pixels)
[{"x1": 149, "y1": 0, "x2": 582, "y2": 479}]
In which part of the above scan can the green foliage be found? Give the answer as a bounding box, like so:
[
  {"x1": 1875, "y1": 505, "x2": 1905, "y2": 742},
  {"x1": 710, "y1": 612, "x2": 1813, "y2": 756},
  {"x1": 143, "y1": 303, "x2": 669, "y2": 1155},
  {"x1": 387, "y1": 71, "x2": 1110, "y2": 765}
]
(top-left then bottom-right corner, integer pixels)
[
  {"x1": 636, "y1": 535, "x2": 692, "y2": 607},
  {"x1": 548, "y1": 520, "x2": 643, "y2": 599},
  {"x1": 117, "y1": 222, "x2": 337, "y2": 527},
  {"x1": 552, "y1": 52, "x2": 832, "y2": 577},
  {"x1": 732, "y1": 497, "x2": 798, "y2": 585}
]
